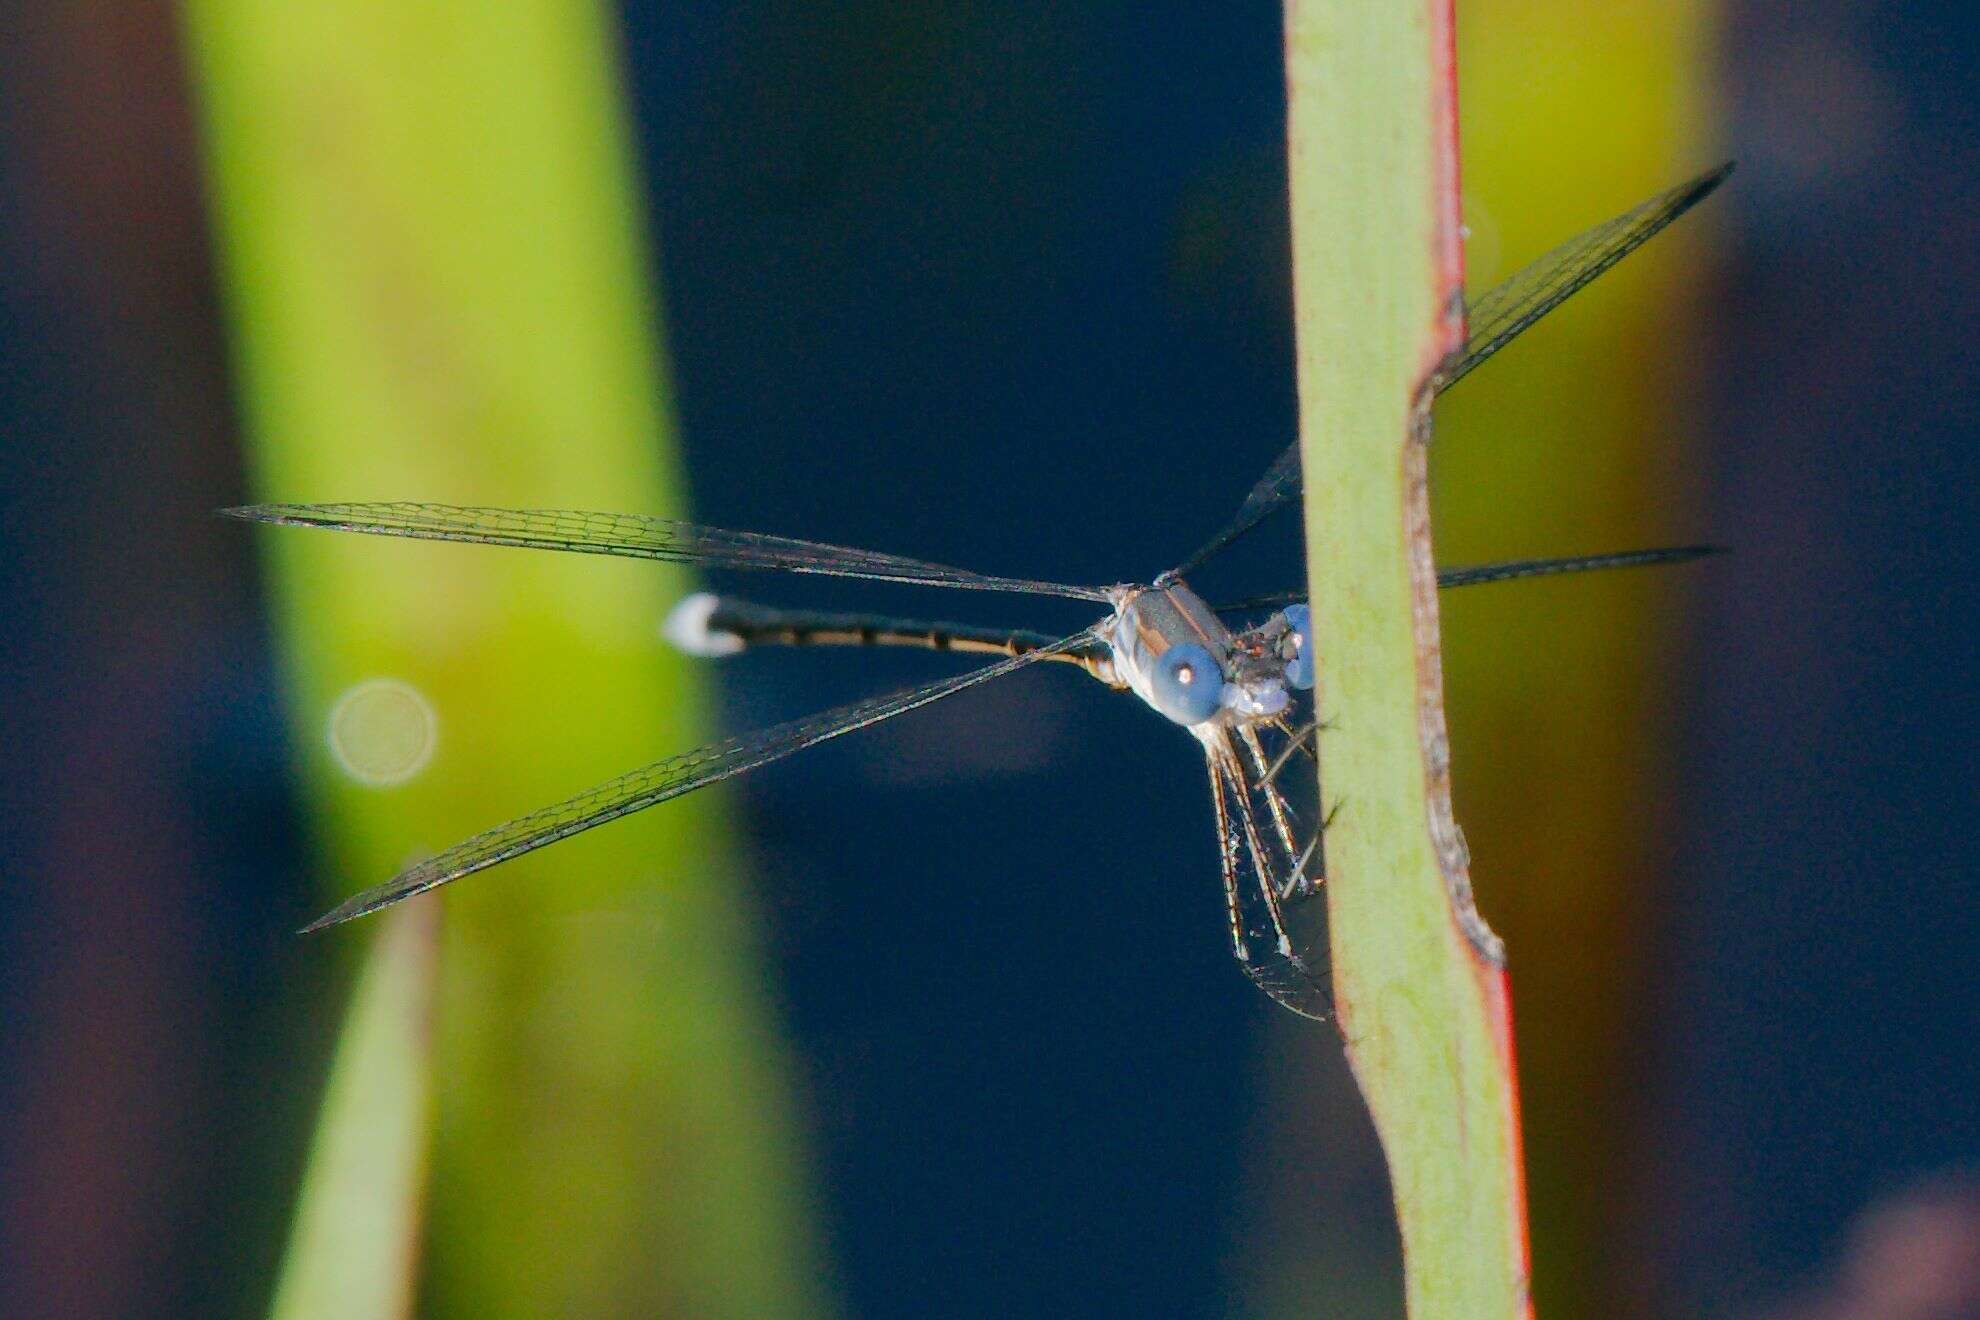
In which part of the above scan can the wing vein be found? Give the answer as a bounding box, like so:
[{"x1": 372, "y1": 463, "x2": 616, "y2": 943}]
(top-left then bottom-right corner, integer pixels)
[
  {"x1": 302, "y1": 630, "x2": 1094, "y2": 930},
  {"x1": 224, "y1": 502, "x2": 1110, "y2": 602},
  {"x1": 1171, "y1": 164, "x2": 1733, "y2": 574}
]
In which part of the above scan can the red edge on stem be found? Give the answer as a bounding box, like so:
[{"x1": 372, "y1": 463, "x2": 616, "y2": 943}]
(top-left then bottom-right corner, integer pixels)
[
  {"x1": 1427, "y1": 1, "x2": 1536, "y2": 1312},
  {"x1": 1473, "y1": 962, "x2": 1536, "y2": 1318},
  {"x1": 1425, "y1": 0, "x2": 1468, "y2": 376}
]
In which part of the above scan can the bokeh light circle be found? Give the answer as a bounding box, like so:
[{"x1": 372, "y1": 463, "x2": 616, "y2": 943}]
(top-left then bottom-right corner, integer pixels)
[{"x1": 325, "y1": 677, "x2": 438, "y2": 786}]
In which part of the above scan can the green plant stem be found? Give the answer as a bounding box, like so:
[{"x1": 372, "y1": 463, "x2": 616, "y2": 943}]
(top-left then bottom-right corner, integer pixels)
[{"x1": 1285, "y1": 1, "x2": 1534, "y2": 1315}]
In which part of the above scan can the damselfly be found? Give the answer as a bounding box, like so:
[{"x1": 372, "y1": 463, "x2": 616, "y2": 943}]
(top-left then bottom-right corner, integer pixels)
[{"x1": 227, "y1": 164, "x2": 1730, "y2": 1019}]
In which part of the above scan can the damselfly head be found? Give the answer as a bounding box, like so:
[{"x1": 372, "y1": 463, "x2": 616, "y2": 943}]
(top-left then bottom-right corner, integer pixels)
[
  {"x1": 1150, "y1": 641, "x2": 1226, "y2": 724},
  {"x1": 1220, "y1": 670, "x2": 1291, "y2": 720},
  {"x1": 1220, "y1": 621, "x2": 1296, "y2": 720},
  {"x1": 1106, "y1": 581, "x2": 1294, "y2": 728}
]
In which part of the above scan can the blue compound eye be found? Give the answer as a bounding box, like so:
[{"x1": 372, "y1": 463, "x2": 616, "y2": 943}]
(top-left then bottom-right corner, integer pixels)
[
  {"x1": 1149, "y1": 641, "x2": 1225, "y2": 725},
  {"x1": 1282, "y1": 604, "x2": 1314, "y2": 691}
]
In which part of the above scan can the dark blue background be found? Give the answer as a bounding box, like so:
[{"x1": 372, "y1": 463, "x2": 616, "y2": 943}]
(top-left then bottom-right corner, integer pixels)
[{"x1": 0, "y1": 2, "x2": 1973, "y2": 1316}]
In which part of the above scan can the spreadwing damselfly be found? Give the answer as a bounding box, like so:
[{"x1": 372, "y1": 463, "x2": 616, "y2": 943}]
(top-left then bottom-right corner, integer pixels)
[{"x1": 227, "y1": 163, "x2": 1731, "y2": 1018}]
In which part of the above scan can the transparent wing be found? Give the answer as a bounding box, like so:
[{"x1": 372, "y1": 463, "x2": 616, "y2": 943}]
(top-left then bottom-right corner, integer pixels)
[
  {"x1": 1164, "y1": 446, "x2": 1300, "y2": 579},
  {"x1": 1439, "y1": 162, "x2": 1733, "y2": 390},
  {"x1": 303, "y1": 632, "x2": 1092, "y2": 931},
  {"x1": 1170, "y1": 164, "x2": 1733, "y2": 576},
  {"x1": 1206, "y1": 728, "x2": 1330, "y2": 1019},
  {"x1": 225, "y1": 502, "x2": 1109, "y2": 603},
  {"x1": 1430, "y1": 544, "x2": 1721, "y2": 590},
  {"x1": 1212, "y1": 545, "x2": 1723, "y2": 613}
]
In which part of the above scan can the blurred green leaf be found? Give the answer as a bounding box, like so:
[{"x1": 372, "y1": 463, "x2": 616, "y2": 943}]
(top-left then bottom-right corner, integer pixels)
[
  {"x1": 183, "y1": 2, "x2": 831, "y2": 1314},
  {"x1": 271, "y1": 902, "x2": 439, "y2": 1320},
  {"x1": 1439, "y1": 8, "x2": 1716, "y2": 1313}
]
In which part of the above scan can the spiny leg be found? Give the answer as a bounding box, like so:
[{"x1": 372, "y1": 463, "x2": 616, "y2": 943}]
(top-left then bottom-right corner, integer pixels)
[
  {"x1": 1262, "y1": 713, "x2": 1335, "y2": 789},
  {"x1": 1205, "y1": 750, "x2": 1251, "y2": 966},
  {"x1": 1238, "y1": 726, "x2": 1303, "y2": 862},
  {"x1": 1213, "y1": 736, "x2": 1332, "y2": 1017},
  {"x1": 1287, "y1": 796, "x2": 1348, "y2": 899},
  {"x1": 1238, "y1": 725, "x2": 1322, "y2": 903},
  {"x1": 1292, "y1": 830, "x2": 1321, "y2": 888},
  {"x1": 1216, "y1": 742, "x2": 1298, "y2": 960},
  {"x1": 1263, "y1": 717, "x2": 1317, "y2": 787}
]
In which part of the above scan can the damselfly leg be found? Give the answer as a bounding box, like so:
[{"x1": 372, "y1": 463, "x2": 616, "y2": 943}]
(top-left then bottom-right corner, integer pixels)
[{"x1": 1207, "y1": 730, "x2": 1330, "y2": 1019}]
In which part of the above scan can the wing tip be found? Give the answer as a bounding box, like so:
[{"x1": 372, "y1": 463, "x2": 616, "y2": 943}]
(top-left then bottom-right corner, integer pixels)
[
  {"x1": 1687, "y1": 159, "x2": 1737, "y2": 205},
  {"x1": 297, "y1": 906, "x2": 357, "y2": 936},
  {"x1": 298, "y1": 886, "x2": 402, "y2": 934},
  {"x1": 1654, "y1": 543, "x2": 1730, "y2": 566},
  {"x1": 218, "y1": 502, "x2": 324, "y2": 527}
]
